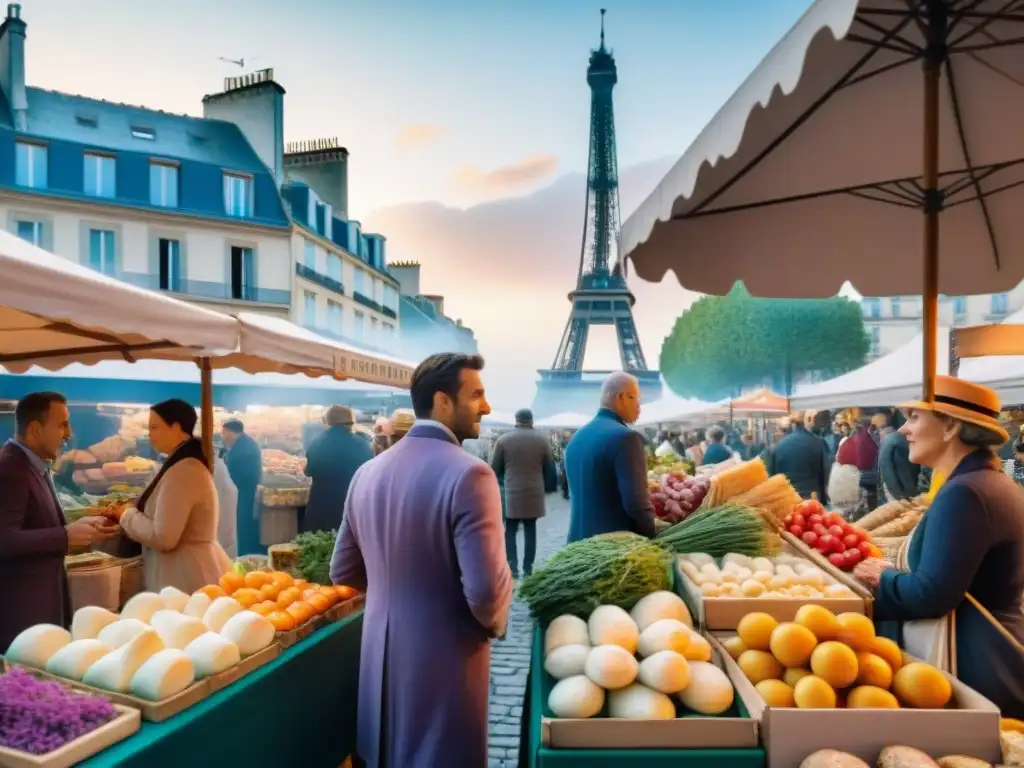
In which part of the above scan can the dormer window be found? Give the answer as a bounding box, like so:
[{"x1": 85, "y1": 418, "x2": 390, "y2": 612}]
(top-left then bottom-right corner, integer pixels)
[{"x1": 131, "y1": 126, "x2": 156, "y2": 140}]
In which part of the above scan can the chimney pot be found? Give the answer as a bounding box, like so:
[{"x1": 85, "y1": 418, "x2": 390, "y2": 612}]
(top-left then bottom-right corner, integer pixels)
[{"x1": 7, "y1": 4, "x2": 21, "y2": 19}]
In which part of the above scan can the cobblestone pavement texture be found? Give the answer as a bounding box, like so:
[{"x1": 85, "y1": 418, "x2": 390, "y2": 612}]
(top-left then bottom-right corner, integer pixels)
[{"x1": 488, "y1": 494, "x2": 569, "y2": 768}]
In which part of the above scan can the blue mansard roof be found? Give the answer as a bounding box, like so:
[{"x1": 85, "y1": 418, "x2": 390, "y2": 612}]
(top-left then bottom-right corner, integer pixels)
[{"x1": 0, "y1": 88, "x2": 289, "y2": 227}]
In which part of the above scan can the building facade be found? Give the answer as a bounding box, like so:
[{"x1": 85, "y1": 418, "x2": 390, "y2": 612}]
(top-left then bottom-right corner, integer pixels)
[
  {"x1": 388, "y1": 261, "x2": 478, "y2": 358},
  {"x1": 860, "y1": 286, "x2": 1021, "y2": 357},
  {"x1": 281, "y1": 153, "x2": 401, "y2": 355},
  {"x1": 0, "y1": 5, "x2": 293, "y2": 316}
]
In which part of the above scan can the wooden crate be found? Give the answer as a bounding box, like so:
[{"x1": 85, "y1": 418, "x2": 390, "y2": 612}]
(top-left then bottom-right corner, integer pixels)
[
  {"x1": 206, "y1": 643, "x2": 280, "y2": 694},
  {"x1": 0, "y1": 705, "x2": 140, "y2": 768}
]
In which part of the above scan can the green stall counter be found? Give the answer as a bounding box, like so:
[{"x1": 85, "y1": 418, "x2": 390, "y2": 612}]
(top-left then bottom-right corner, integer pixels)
[
  {"x1": 82, "y1": 611, "x2": 363, "y2": 768},
  {"x1": 519, "y1": 624, "x2": 766, "y2": 767}
]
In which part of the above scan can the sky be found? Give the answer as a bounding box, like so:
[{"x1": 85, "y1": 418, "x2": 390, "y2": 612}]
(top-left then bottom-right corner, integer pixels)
[
  {"x1": 18, "y1": 0, "x2": 814, "y2": 215},
  {"x1": 16, "y1": 0, "x2": 828, "y2": 408}
]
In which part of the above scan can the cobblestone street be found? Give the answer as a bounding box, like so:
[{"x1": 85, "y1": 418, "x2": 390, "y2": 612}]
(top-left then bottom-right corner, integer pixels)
[{"x1": 488, "y1": 495, "x2": 570, "y2": 768}]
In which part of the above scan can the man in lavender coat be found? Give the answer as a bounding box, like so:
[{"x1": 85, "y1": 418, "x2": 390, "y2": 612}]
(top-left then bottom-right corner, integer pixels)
[{"x1": 330, "y1": 353, "x2": 513, "y2": 768}]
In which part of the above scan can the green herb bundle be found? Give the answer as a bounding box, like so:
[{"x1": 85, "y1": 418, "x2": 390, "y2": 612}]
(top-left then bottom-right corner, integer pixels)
[
  {"x1": 517, "y1": 533, "x2": 673, "y2": 623},
  {"x1": 656, "y1": 503, "x2": 780, "y2": 558},
  {"x1": 293, "y1": 529, "x2": 338, "y2": 585}
]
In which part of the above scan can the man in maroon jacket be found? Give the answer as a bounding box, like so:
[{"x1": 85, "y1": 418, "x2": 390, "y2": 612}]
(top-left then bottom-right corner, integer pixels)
[{"x1": 0, "y1": 392, "x2": 118, "y2": 651}]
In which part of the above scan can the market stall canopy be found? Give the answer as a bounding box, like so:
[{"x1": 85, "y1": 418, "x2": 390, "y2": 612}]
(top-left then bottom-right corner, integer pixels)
[
  {"x1": 534, "y1": 411, "x2": 592, "y2": 430},
  {"x1": 0, "y1": 230, "x2": 239, "y2": 371},
  {"x1": 635, "y1": 393, "x2": 717, "y2": 427},
  {"x1": 215, "y1": 313, "x2": 415, "y2": 389},
  {"x1": 728, "y1": 388, "x2": 789, "y2": 414},
  {"x1": 620, "y1": 0, "x2": 1024, "y2": 298},
  {"x1": 790, "y1": 329, "x2": 952, "y2": 410}
]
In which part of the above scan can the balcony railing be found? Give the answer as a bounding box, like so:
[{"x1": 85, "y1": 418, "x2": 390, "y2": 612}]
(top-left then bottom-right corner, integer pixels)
[
  {"x1": 296, "y1": 263, "x2": 345, "y2": 295},
  {"x1": 120, "y1": 272, "x2": 289, "y2": 304},
  {"x1": 382, "y1": 306, "x2": 397, "y2": 319},
  {"x1": 353, "y1": 291, "x2": 383, "y2": 313}
]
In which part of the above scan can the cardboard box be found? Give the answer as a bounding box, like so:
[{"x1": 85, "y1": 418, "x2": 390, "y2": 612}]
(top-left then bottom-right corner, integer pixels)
[
  {"x1": 708, "y1": 634, "x2": 1002, "y2": 767},
  {"x1": 674, "y1": 559, "x2": 868, "y2": 630},
  {"x1": 535, "y1": 626, "x2": 759, "y2": 750}
]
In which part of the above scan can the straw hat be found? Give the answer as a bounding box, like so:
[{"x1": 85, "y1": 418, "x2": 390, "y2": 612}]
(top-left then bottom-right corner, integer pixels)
[
  {"x1": 390, "y1": 408, "x2": 416, "y2": 433},
  {"x1": 900, "y1": 376, "x2": 1008, "y2": 444}
]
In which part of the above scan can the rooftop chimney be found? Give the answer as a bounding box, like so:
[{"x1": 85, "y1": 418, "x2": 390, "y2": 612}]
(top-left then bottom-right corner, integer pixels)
[
  {"x1": 387, "y1": 261, "x2": 421, "y2": 296},
  {"x1": 284, "y1": 137, "x2": 349, "y2": 220},
  {"x1": 203, "y1": 68, "x2": 285, "y2": 185},
  {"x1": 0, "y1": 4, "x2": 27, "y2": 131}
]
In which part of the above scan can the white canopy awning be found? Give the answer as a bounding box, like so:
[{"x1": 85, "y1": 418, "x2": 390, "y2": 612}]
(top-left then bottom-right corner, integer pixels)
[
  {"x1": 534, "y1": 411, "x2": 592, "y2": 430},
  {"x1": 216, "y1": 313, "x2": 415, "y2": 389},
  {"x1": 635, "y1": 394, "x2": 717, "y2": 427},
  {"x1": 790, "y1": 329, "x2": 952, "y2": 411},
  {"x1": 0, "y1": 230, "x2": 238, "y2": 371}
]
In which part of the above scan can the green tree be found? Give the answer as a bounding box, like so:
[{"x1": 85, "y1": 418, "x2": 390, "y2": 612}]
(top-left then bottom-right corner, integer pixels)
[{"x1": 660, "y1": 283, "x2": 870, "y2": 400}]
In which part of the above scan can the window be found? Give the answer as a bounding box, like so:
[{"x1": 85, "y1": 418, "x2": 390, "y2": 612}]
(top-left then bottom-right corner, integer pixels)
[
  {"x1": 327, "y1": 252, "x2": 342, "y2": 282},
  {"x1": 149, "y1": 162, "x2": 178, "y2": 208},
  {"x1": 15, "y1": 141, "x2": 47, "y2": 189},
  {"x1": 223, "y1": 173, "x2": 252, "y2": 217},
  {"x1": 303, "y1": 291, "x2": 317, "y2": 325},
  {"x1": 369, "y1": 316, "x2": 378, "y2": 341},
  {"x1": 315, "y1": 202, "x2": 327, "y2": 236},
  {"x1": 354, "y1": 268, "x2": 366, "y2": 295},
  {"x1": 890, "y1": 297, "x2": 901, "y2": 318},
  {"x1": 131, "y1": 127, "x2": 155, "y2": 140},
  {"x1": 870, "y1": 326, "x2": 881, "y2": 356},
  {"x1": 303, "y1": 240, "x2": 316, "y2": 269},
  {"x1": 991, "y1": 293, "x2": 1009, "y2": 315},
  {"x1": 158, "y1": 239, "x2": 181, "y2": 291},
  {"x1": 84, "y1": 153, "x2": 116, "y2": 198},
  {"x1": 88, "y1": 229, "x2": 116, "y2": 275},
  {"x1": 861, "y1": 297, "x2": 881, "y2": 318},
  {"x1": 230, "y1": 246, "x2": 255, "y2": 300},
  {"x1": 327, "y1": 300, "x2": 343, "y2": 334},
  {"x1": 383, "y1": 284, "x2": 399, "y2": 311},
  {"x1": 354, "y1": 310, "x2": 365, "y2": 339},
  {"x1": 953, "y1": 296, "x2": 967, "y2": 316},
  {"x1": 16, "y1": 220, "x2": 43, "y2": 247}
]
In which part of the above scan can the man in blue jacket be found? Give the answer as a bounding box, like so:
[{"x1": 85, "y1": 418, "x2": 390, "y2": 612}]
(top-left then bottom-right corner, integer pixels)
[{"x1": 565, "y1": 372, "x2": 656, "y2": 543}]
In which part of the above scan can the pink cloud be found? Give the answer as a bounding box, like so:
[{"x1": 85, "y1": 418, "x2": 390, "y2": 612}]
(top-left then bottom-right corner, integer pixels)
[
  {"x1": 451, "y1": 154, "x2": 559, "y2": 195},
  {"x1": 396, "y1": 123, "x2": 444, "y2": 149}
]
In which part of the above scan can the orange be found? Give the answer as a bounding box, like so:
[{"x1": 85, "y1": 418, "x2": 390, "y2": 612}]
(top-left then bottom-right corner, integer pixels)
[
  {"x1": 286, "y1": 600, "x2": 315, "y2": 625},
  {"x1": 334, "y1": 585, "x2": 357, "y2": 601},
  {"x1": 306, "y1": 593, "x2": 331, "y2": 615},
  {"x1": 809, "y1": 641, "x2": 859, "y2": 689},
  {"x1": 250, "y1": 601, "x2": 276, "y2": 617},
  {"x1": 197, "y1": 584, "x2": 226, "y2": 600},
  {"x1": 219, "y1": 572, "x2": 245, "y2": 595},
  {"x1": 836, "y1": 613, "x2": 875, "y2": 651},
  {"x1": 293, "y1": 579, "x2": 311, "y2": 592},
  {"x1": 793, "y1": 675, "x2": 837, "y2": 709},
  {"x1": 317, "y1": 586, "x2": 340, "y2": 605},
  {"x1": 737, "y1": 612, "x2": 778, "y2": 652},
  {"x1": 259, "y1": 583, "x2": 282, "y2": 601},
  {"x1": 232, "y1": 587, "x2": 263, "y2": 608},
  {"x1": 244, "y1": 571, "x2": 272, "y2": 589},
  {"x1": 277, "y1": 586, "x2": 302, "y2": 609},
  {"x1": 892, "y1": 662, "x2": 952, "y2": 709},
  {"x1": 855, "y1": 652, "x2": 893, "y2": 689},
  {"x1": 267, "y1": 610, "x2": 296, "y2": 632},
  {"x1": 794, "y1": 605, "x2": 839, "y2": 642},
  {"x1": 869, "y1": 636, "x2": 903, "y2": 673},
  {"x1": 270, "y1": 571, "x2": 294, "y2": 589}
]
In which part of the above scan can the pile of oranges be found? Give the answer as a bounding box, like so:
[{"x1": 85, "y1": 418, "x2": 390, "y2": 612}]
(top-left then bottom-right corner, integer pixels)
[{"x1": 194, "y1": 570, "x2": 358, "y2": 633}]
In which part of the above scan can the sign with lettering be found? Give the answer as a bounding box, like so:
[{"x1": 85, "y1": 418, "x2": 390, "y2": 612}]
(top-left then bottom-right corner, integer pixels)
[{"x1": 332, "y1": 351, "x2": 413, "y2": 389}]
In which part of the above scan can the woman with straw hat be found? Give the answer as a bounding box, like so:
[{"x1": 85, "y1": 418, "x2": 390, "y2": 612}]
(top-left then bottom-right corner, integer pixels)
[{"x1": 853, "y1": 376, "x2": 1024, "y2": 717}]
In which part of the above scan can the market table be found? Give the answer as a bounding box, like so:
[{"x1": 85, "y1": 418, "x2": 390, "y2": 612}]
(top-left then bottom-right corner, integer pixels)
[
  {"x1": 81, "y1": 611, "x2": 363, "y2": 767},
  {"x1": 519, "y1": 626, "x2": 766, "y2": 768}
]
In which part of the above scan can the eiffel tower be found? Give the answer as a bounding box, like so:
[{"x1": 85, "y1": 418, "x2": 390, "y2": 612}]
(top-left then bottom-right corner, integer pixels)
[{"x1": 532, "y1": 9, "x2": 661, "y2": 418}]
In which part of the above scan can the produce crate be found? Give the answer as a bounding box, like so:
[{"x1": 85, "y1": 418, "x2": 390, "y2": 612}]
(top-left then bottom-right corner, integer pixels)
[
  {"x1": 274, "y1": 615, "x2": 324, "y2": 649},
  {"x1": 205, "y1": 643, "x2": 280, "y2": 694},
  {"x1": 707, "y1": 633, "x2": 1002, "y2": 768},
  {"x1": 534, "y1": 626, "x2": 759, "y2": 750},
  {"x1": 117, "y1": 556, "x2": 145, "y2": 610},
  {"x1": 260, "y1": 504, "x2": 298, "y2": 547},
  {"x1": 673, "y1": 559, "x2": 867, "y2": 631},
  {"x1": 2, "y1": 660, "x2": 208, "y2": 723},
  {"x1": 324, "y1": 594, "x2": 366, "y2": 624},
  {"x1": 0, "y1": 704, "x2": 139, "y2": 768}
]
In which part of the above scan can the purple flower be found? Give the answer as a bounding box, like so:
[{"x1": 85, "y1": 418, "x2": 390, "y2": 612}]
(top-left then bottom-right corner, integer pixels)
[{"x1": 0, "y1": 668, "x2": 117, "y2": 755}]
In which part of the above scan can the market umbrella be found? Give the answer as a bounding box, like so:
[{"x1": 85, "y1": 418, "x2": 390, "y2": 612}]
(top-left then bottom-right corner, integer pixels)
[{"x1": 620, "y1": 0, "x2": 1024, "y2": 401}]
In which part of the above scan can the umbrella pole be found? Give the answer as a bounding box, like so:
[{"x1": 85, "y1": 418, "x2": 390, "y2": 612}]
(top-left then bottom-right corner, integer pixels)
[
  {"x1": 199, "y1": 357, "x2": 215, "y2": 471},
  {"x1": 921, "y1": 0, "x2": 945, "y2": 403}
]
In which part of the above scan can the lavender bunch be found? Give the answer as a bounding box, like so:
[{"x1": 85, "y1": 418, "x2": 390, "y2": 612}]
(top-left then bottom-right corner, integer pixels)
[{"x1": 0, "y1": 668, "x2": 117, "y2": 755}]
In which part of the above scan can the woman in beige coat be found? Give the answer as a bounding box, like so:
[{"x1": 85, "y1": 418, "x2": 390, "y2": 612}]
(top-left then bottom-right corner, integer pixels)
[{"x1": 118, "y1": 399, "x2": 231, "y2": 593}]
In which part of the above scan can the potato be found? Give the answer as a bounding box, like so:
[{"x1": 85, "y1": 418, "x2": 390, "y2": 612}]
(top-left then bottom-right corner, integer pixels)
[
  {"x1": 800, "y1": 749, "x2": 870, "y2": 768},
  {"x1": 936, "y1": 758, "x2": 992, "y2": 768},
  {"x1": 877, "y1": 746, "x2": 940, "y2": 768}
]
